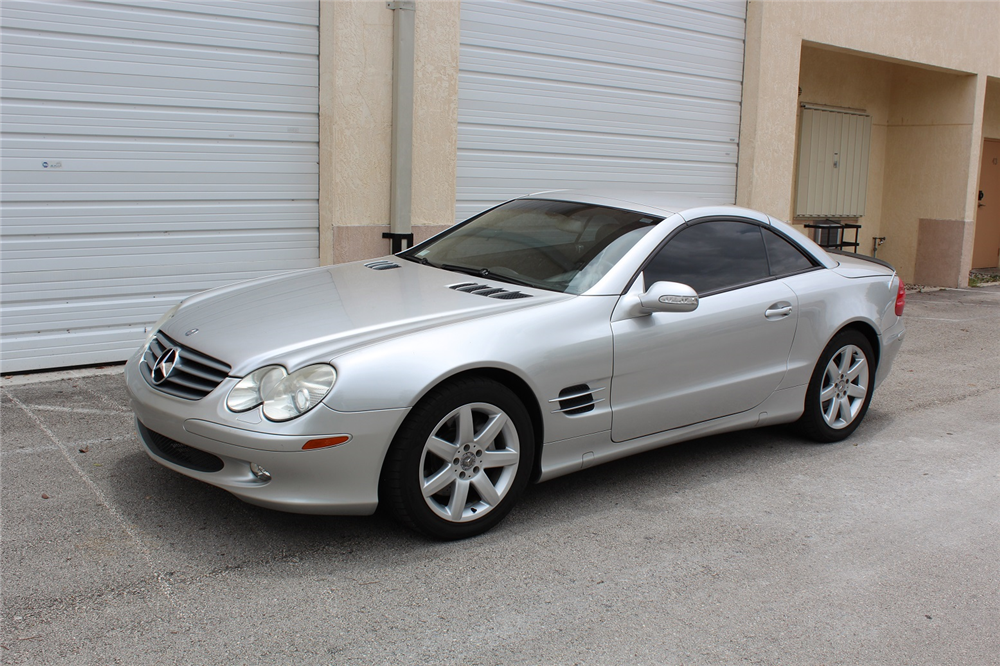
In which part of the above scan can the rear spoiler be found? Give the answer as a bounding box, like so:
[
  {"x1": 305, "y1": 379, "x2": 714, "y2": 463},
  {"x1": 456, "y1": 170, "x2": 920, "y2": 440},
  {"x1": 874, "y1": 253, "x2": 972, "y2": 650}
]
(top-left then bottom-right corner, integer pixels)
[{"x1": 827, "y1": 249, "x2": 896, "y2": 271}]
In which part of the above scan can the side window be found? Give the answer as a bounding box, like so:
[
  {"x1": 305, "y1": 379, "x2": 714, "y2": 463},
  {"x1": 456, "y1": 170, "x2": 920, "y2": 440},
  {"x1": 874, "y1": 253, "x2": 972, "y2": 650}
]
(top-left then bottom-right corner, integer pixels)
[
  {"x1": 761, "y1": 227, "x2": 815, "y2": 276},
  {"x1": 644, "y1": 221, "x2": 770, "y2": 295}
]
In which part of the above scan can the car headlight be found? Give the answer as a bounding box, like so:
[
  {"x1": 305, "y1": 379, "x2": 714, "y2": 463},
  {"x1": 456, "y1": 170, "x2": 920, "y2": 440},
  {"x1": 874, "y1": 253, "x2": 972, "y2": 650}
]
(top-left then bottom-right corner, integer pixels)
[
  {"x1": 144, "y1": 303, "x2": 181, "y2": 348},
  {"x1": 262, "y1": 364, "x2": 337, "y2": 422},
  {"x1": 226, "y1": 365, "x2": 287, "y2": 412},
  {"x1": 227, "y1": 364, "x2": 337, "y2": 421}
]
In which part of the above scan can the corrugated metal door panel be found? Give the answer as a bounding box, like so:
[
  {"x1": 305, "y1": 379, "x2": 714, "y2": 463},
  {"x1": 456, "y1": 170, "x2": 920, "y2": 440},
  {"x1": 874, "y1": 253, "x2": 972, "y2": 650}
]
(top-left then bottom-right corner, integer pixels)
[
  {"x1": 106, "y1": 0, "x2": 320, "y2": 25},
  {"x1": 456, "y1": 0, "x2": 747, "y2": 221},
  {"x1": 462, "y1": 3, "x2": 746, "y2": 71},
  {"x1": 527, "y1": 0, "x2": 747, "y2": 36},
  {"x1": 794, "y1": 106, "x2": 872, "y2": 218},
  {"x1": 0, "y1": 0, "x2": 319, "y2": 373},
  {"x1": 2, "y1": 1, "x2": 318, "y2": 53},
  {"x1": 1, "y1": 201, "x2": 318, "y2": 235},
  {"x1": 1, "y1": 76, "x2": 317, "y2": 114},
  {"x1": 2, "y1": 263, "x2": 315, "y2": 303}
]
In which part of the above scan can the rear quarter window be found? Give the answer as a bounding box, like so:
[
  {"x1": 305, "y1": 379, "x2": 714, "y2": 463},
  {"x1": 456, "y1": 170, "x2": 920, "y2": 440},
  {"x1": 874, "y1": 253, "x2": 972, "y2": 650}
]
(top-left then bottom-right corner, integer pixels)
[{"x1": 762, "y1": 227, "x2": 816, "y2": 276}]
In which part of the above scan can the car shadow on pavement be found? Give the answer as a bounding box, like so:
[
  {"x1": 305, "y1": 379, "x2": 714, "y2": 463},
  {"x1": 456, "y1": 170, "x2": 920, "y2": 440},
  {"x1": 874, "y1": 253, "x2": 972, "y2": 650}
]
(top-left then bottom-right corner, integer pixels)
[
  {"x1": 103, "y1": 409, "x2": 893, "y2": 571},
  {"x1": 109, "y1": 448, "x2": 395, "y2": 567},
  {"x1": 505, "y1": 405, "x2": 895, "y2": 540}
]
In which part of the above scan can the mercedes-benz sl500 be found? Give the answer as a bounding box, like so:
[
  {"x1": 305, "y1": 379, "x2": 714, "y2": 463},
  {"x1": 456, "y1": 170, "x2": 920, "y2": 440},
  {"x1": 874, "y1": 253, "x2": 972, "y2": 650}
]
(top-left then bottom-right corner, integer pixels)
[{"x1": 125, "y1": 191, "x2": 906, "y2": 539}]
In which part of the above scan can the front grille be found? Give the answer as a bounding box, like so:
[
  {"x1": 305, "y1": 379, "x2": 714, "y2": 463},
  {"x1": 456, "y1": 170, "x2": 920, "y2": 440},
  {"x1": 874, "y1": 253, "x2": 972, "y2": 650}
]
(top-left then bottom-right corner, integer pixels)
[
  {"x1": 138, "y1": 421, "x2": 224, "y2": 473},
  {"x1": 449, "y1": 282, "x2": 533, "y2": 300},
  {"x1": 141, "y1": 332, "x2": 231, "y2": 400}
]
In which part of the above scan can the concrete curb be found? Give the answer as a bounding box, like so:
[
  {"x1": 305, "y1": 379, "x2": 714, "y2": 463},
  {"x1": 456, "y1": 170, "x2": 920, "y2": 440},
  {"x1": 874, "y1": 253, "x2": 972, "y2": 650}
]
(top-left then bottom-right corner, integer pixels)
[{"x1": 1, "y1": 364, "x2": 125, "y2": 387}]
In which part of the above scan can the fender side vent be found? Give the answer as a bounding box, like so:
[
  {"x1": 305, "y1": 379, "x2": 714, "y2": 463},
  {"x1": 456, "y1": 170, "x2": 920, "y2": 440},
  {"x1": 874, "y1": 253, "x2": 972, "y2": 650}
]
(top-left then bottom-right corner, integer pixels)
[
  {"x1": 551, "y1": 384, "x2": 606, "y2": 415},
  {"x1": 449, "y1": 283, "x2": 532, "y2": 300},
  {"x1": 365, "y1": 260, "x2": 400, "y2": 270}
]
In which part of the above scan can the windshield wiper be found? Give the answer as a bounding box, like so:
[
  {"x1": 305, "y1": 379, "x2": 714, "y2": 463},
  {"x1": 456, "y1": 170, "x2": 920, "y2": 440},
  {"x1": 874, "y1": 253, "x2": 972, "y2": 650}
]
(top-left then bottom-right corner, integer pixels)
[
  {"x1": 437, "y1": 262, "x2": 485, "y2": 277},
  {"x1": 404, "y1": 257, "x2": 481, "y2": 275},
  {"x1": 439, "y1": 264, "x2": 541, "y2": 289},
  {"x1": 479, "y1": 271, "x2": 540, "y2": 289},
  {"x1": 415, "y1": 259, "x2": 544, "y2": 290}
]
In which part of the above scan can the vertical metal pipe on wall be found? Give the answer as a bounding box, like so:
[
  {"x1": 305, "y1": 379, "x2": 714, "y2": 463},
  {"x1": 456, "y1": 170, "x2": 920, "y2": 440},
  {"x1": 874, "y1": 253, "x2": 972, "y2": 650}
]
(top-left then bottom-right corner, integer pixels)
[{"x1": 385, "y1": 0, "x2": 416, "y2": 254}]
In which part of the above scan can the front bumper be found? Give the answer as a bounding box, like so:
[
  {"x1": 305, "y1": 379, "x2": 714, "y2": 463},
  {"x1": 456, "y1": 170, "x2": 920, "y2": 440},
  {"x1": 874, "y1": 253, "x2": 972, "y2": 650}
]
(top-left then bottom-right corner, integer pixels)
[{"x1": 125, "y1": 353, "x2": 409, "y2": 515}]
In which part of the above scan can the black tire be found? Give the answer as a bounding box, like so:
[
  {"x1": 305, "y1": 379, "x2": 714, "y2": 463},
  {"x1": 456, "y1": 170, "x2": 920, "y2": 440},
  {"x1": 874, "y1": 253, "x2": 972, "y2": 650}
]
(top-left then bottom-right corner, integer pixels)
[
  {"x1": 380, "y1": 377, "x2": 535, "y2": 540},
  {"x1": 798, "y1": 329, "x2": 876, "y2": 443}
]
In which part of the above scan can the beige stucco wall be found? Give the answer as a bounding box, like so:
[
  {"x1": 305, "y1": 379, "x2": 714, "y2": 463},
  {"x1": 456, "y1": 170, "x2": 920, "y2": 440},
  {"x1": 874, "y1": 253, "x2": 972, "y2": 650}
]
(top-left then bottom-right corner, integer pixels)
[
  {"x1": 882, "y1": 67, "x2": 980, "y2": 283},
  {"x1": 411, "y1": 1, "x2": 460, "y2": 231},
  {"x1": 319, "y1": 0, "x2": 460, "y2": 265},
  {"x1": 739, "y1": 1, "x2": 1000, "y2": 286}
]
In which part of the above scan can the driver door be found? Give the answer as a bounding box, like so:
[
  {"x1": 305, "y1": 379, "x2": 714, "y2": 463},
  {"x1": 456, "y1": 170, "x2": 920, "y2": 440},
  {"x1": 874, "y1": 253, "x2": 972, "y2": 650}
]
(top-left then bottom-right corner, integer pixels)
[{"x1": 610, "y1": 219, "x2": 798, "y2": 442}]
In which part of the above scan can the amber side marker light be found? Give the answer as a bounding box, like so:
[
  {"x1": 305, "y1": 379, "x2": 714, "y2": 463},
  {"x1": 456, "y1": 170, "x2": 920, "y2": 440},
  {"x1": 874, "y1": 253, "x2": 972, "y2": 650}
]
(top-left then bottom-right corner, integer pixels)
[{"x1": 302, "y1": 435, "x2": 351, "y2": 451}]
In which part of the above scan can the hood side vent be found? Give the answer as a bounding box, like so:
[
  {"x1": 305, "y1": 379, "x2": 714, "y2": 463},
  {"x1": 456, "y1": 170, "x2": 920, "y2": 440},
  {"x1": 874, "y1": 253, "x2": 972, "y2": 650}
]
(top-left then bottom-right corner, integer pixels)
[
  {"x1": 365, "y1": 260, "x2": 401, "y2": 270},
  {"x1": 453, "y1": 283, "x2": 492, "y2": 293},
  {"x1": 491, "y1": 290, "x2": 532, "y2": 300},
  {"x1": 449, "y1": 282, "x2": 532, "y2": 300},
  {"x1": 550, "y1": 384, "x2": 606, "y2": 415}
]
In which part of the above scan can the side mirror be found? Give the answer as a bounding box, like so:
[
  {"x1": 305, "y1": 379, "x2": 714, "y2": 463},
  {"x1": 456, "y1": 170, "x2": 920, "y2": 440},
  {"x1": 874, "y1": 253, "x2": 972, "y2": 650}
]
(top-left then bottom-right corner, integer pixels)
[{"x1": 636, "y1": 281, "x2": 699, "y2": 315}]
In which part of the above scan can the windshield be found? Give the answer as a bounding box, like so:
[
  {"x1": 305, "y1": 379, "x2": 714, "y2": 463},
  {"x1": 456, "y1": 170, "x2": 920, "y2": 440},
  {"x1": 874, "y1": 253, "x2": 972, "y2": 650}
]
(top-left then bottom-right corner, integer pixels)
[{"x1": 401, "y1": 199, "x2": 660, "y2": 294}]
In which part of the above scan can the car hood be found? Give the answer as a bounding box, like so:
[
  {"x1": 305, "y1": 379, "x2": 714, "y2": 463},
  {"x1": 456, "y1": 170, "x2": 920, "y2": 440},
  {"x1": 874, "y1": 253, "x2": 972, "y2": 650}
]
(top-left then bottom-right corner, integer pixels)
[{"x1": 160, "y1": 258, "x2": 566, "y2": 375}]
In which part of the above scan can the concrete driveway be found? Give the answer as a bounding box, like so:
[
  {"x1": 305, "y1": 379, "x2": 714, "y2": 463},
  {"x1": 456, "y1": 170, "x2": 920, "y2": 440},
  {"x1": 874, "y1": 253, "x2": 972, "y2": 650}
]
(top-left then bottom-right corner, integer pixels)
[{"x1": 2, "y1": 286, "x2": 998, "y2": 665}]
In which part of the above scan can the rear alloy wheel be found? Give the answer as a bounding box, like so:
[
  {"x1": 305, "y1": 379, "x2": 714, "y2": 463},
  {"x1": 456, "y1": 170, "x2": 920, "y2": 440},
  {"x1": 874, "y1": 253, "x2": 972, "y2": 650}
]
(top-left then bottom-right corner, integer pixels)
[
  {"x1": 799, "y1": 330, "x2": 875, "y2": 443},
  {"x1": 382, "y1": 378, "x2": 534, "y2": 539}
]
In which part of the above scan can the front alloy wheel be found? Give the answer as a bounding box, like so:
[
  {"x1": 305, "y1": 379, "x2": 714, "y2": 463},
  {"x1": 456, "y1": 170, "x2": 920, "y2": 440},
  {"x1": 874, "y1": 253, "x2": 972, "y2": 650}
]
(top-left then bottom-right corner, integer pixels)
[
  {"x1": 419, "y1": 402, "x2": 521, "y2": 523},
  {"x1": 382, "y1": 378, "x2": 534, "y2": 539}
]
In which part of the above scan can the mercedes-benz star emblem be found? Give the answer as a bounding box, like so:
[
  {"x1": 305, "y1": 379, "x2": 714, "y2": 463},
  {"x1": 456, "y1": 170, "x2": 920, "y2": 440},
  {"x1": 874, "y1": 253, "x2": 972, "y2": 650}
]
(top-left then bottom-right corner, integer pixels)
[{"x1": 151, "y1": 348, "x2": 179, "y2": 385}]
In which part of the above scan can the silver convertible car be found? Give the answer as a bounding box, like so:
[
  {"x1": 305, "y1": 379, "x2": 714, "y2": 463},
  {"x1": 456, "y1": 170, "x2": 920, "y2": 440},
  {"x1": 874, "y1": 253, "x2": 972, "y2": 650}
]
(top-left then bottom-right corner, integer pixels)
[{"x1": 125, "y1": 191, "x2": 906, "y2": 539}]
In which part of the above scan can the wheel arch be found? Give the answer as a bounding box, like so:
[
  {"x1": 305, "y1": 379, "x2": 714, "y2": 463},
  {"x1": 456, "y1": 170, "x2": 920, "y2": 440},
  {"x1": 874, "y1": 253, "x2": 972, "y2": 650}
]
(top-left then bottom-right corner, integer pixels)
[
  {"x1": 385, "y1": 366, "x2": 546, "y2": 484},
  {"x1": 837, "y1": 320, "x2": 881, "y2": 373},
  {"x1": 797, "y1": 319, "x2": 881, "y2": 442},
  {"x1": 443, "y1": 368, "x2": 546, "y2": 483}
]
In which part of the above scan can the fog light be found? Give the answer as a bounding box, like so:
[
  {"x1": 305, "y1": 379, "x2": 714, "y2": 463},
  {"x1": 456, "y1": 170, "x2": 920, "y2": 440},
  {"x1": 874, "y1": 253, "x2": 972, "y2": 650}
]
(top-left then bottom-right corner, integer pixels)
[{"x1": 249, "y1": 462, "x2": 271, "y2": 482}]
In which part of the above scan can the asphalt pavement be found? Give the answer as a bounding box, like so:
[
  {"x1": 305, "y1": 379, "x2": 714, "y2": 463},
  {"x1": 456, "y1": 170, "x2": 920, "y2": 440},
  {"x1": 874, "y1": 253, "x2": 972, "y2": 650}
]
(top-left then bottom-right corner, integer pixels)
[{"x1": 2, "y1": 285, "x2": 998, "y2": 665}]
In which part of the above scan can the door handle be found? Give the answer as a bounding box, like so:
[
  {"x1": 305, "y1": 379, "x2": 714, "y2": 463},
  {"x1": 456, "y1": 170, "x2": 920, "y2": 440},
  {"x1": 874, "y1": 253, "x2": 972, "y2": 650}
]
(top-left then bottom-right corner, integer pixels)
[{"x1": 765, "y1": 303, "x2": 793, "y2": 319}]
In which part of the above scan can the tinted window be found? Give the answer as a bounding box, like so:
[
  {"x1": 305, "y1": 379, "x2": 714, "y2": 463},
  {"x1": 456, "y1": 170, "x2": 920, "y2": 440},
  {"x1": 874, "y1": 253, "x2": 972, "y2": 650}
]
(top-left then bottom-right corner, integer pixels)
[
  {"x1": 762, "y1": 227, "x2": 815, "y2": 276},
  {"x1": 645, "y1": 221, "x2": 770, "y2": 295}
]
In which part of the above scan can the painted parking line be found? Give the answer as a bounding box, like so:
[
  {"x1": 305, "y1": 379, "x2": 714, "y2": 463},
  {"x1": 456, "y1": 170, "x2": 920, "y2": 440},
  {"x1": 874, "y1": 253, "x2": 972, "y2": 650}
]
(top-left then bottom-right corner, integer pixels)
[
  {"x1": 22, "y1": 405, "x2": 125, "y2": 416},
  {"x1": 1, "y1": 388, "x2": 174, "y2": 601},
  {"x1": 77, "y1": 382, "x2": 132, "y2": 413},
  {"x1": 904, "y1": 315, "x2": 999, "y2": 322},
  {"x1": 1, "y1": 434, "x2": 135, "y2": 458}
]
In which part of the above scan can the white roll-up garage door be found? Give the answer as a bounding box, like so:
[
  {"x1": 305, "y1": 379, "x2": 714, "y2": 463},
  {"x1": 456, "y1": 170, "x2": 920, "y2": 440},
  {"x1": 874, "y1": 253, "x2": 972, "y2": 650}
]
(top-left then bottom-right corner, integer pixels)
[
  {"x1": 456, "y1": 0, "x2": 746, "y2": 223},
  {"x1": 1, "y1": 0, "x2": 319, "y2": 373}
]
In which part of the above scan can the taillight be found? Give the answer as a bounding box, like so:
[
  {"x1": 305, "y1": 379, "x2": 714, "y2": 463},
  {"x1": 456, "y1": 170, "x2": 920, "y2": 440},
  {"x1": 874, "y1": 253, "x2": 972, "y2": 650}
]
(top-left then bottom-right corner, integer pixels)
[{"x1": 894, "y1": 278, "x2": 905, "y2": 316}]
